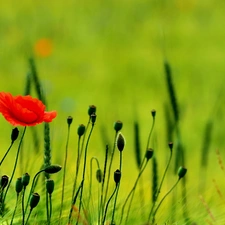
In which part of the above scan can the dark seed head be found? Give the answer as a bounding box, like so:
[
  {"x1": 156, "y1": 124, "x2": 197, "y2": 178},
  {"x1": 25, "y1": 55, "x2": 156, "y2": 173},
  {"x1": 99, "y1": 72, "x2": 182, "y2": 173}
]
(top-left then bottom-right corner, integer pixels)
[
  {"x1": 44, "y1": 164, "x2": 62, "y2": 174},
  {"x1": 145, "y1": 148, "x2": 154, "y2": 160},
  {"x1": 30, "y1": 193, "x2": 40, "y2": 209},
  {"x1": 11, "y1": 127, "x2": 19, "y2": 142},
  {"x1": 114, "y1": 169, "x2": 121, "y2": 184},
  {"x1": 77, "y1": 124, "x2": 85, "y2": 137},
  {"x1": 178, "y1": 166, "x2": 187, "y2": 179},
  {"x1": 114, "y1": 120, "x2": 123, "y2": 132},
  {"x1": 67, "y1": 116, "x2": 73, "y2": 126},
  {"x1": 117, "y1": 133, "x2": 125, "y2": 151}
]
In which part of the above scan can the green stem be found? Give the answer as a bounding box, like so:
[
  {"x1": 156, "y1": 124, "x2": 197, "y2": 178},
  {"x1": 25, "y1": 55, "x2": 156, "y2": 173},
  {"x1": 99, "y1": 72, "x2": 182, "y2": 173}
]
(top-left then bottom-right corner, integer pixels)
[
  {"x1": 0, "y1": 141, "x2": 14, "y2": 167},
  {"x1": 88, "y1": 157, "x2": 100, "y2": 212},
  {"x1": 58, "y1": 123, "x2": 71, "y2": 224},
  {"x1": 100, "y1": 145, "x2": 109, "y2": 225},
  {"x1": 25, "y1": 169, "x2": 45, "y2": 214},
  {"x1": 24, "y1": 209, "x2": 33, "y2": 225},
  {"x1": 103, "y1": 132, "x2": 118, "y2": 217},
  {"x1": 146, "y1": 115, "x2": 155, "y2": 150},
  {"x1": 152, "y1": 178, "x2": 180, "y2": 224},
  {"x1": 46, "y1": 190, "x2": 50, "y2": 225},
  {"x1": 10, "y1": 194, "x2": 19, "y2": 225},
  {"x1": 148, "y1": 149, "x2": 173, "y2": 223},
  {"x1": 76, "y1": 123, "x2": 95, "y2": 225},
  {"x1": 124, "y1": 159, "x2": 148, "y2": 225},
  {"x1": 22, "y1": 187, "x2": 26, "y2": 225},
  {"x1": 111, "y1": 151, "x2": 123, "y2": 224},
  {"x1": 2, "y1": 127, "x2": 27, "y2": 210},
  {"x1": 102, "y1": 185, "x2": 118, "y2": 225}
]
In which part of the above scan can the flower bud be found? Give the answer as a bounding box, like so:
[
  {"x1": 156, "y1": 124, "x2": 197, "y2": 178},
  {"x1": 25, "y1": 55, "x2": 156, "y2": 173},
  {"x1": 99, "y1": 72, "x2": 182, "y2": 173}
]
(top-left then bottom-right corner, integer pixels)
[
  {"x1": 11, "y1": 127, "x2": 19, "y2": 142},
  {"x1": 88, "y1": 105, "x2": 96, "y2": 116},
  {"x1": 1, "y1": 175, "x2": 9, "y2": 189},
  {"x1": 178, "y1": 166, "x2": 187, "y2": 179},
  {"x1": 22, "y1": 173, "x2": 30, "y2": 187},
  {"x1": 30, "y1": 193, "x2": 40, "y2": 209},
  {"x1": 117, "y1": 133, "x2": 125, "y2": 151},
  {"x1": 96, "y1": 169, "x2": 102, "y2": 183},
  {"x1": 114, "y1": 169, "x2": 121, "y2": 184},
  {"x1": 168, "y1": 142, "x2": 173, "y2": 152},
  {"x1": 46, "y1": 179, "x2": 54, "y2": 195},
  {"x1": 77, "y1": 124, "x2": 85, "y2": 137},
  {"x1": 44, "y1": 164, "x2": 62, "y2": 174},
  {"x1": 114, "y1": 120, "x2": 123, "y2": 132},
  {"x1": 145, "y1": 148, "x2": 154, "y2": 160},
  {"x1": 67, "y1": 116, "x2": 73, "y2": 126},
  {"x1": 91, "y1": 113, "x2": 97, "y2": 124},
  {"x1": 16, "y1": 177, "x2": 23, "y2": 193},
  {"x1": 151, "y1": 109, "x2": 156, "y2": 118}
]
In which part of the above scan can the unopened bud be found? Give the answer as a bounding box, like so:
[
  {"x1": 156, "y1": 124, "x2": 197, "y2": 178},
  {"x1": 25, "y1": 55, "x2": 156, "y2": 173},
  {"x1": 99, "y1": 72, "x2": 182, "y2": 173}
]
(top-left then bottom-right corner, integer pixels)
[
  {"x1": 44, "y1": 164, "x2": 62, "y2": 174},
  {"x1": 151, "y1": 110, "x2": 156, "y2": 118},
  {"x1": 96, "y1": 169, "x2": 102, "y2": 183},
  {"x1": 117, "y1": 133, "x2": 125, "y2": 151},
  {"x1": 77, "y1": 124, "x2": 85, "y2": 137},
  {"x1": 114, "y1": 169, "x2": 121, "y2": 184},
  {"x1": 178, "y1": 166, "x2": 187, "y2": 179},
  {"x1": 88, "y1": 105, "x2": 96, "y2": 116},
  {"x1": 16, "y1": 177, "x2": 23, "y2": 193},
  {"x1": 22, "y1": 173, "x2": 30, "y2": 187},
  {"x1": 114, "y1": 120, "x2": 123, "y2": 132},
  {"x1": 145, "y1": 148, "x2": 154, "y2": 160},
  {"x1": 11, "y1": 127, "x2": 19, "y2": 142},
  {"x1": 67, "y1": 116, "x2": 73, "y2": 126},
  {"x1": 30, "y1": 193, "x2": 40, "y2": 209},
  {"x1": 1, "y1": 175, "x2": 9, "y2": 189},
  {"x1": 46, "y1": 179, "x2": 54, "y2": 195}
]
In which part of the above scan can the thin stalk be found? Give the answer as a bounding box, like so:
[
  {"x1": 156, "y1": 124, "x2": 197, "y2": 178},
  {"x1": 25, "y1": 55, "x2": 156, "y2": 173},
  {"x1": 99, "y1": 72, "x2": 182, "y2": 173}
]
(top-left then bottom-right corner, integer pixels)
[
  {"x1": 10, "y1": 194, "x2": 20, "y2": 225},
  {"x1": 49, "y1": 194, "x2": 53, "y2": 222},
  {"x1": 0, "y1": 142, "x2": 14, "y2": 167},
  {"x1": 100, "y1": 145, "x2": 109, "y2": 225},
  {"x1": 88, "y1": 157, "x2": 100, "y2": 212},
  {"x1": 102, "y1": 185, "x2": 118, "y2": 225},
  {"x1": 111, "y1": 151, "x2": 123, "y2": 224},
  {"x1": 22, "y1": 187, "x2": 27, "y2": 225},
  {"x1": 46, "y1": 190, "x2": 50, "y2": 225},
  {"x1": 148, "y1": 149, "x2": 173, "y2": 222},
  {"x1": 146, "y1": 114, "x2": 156, "y2": 150},
  {"x1": 124, "y1": 159, "x2": 149, "y2": 225},
  {"x1": 68, "y1": 136, "x2": 82, "y2": 224},
  {"x1": 103, "y1": 132, "x2": 118, "y2": 217},
  {"x1": 151, "y1": 178, "x2": 180, "y2": 224},
  {"x1": 24, "y1": 209, "x2": 33, "y2": 225},
  {"x1": 76, "y1": 123, "x2": 95, "y2": 225},
  {"x1": 58, "y1": 123, "x2": 71, "y2": 224},
  {"x1": 2, "y1": 127, "x2": 27, "y2": 208}
]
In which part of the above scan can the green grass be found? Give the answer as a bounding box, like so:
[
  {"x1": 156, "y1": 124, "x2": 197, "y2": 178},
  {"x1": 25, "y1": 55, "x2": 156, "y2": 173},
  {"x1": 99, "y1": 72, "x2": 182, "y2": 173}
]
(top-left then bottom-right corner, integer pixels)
[{"x1": 0, "y1": 0, "x2": 225, "y2": 224}]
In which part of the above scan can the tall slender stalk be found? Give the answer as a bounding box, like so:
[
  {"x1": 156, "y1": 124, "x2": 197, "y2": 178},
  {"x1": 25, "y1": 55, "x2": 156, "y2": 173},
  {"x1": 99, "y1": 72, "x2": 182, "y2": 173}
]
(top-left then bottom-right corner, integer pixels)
[
  {"x1": 76, "y1": 115, "x2": 96, "y2": 225},
  {"x1": 2, "y1": 127, "x2": 27, "y2": 211}
]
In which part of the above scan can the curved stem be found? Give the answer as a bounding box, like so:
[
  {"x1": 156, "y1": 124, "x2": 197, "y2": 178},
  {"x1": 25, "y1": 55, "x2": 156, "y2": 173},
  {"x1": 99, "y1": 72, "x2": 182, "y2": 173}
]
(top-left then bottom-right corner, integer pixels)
[
  {"x1": 100, "y1": 145, "x2": 109, "y2": 225},
  {"x1": 25, "y1": 209, "x2": 33, "y2": 225},
  {"x1": 102, "y1": 185, "x2": 118, "y2": 225},
  {"x1": 25, "y1": 169, "x2": 44, "y2": 214},
  {"x1": 152, "y1": 178, "x2": 180, "y2": 224},
  {"x1": 10, "y1": 194, "x2": 19, "y2": 225},
  {"x1": 58, "y1": 123, "x2": 71, "y2": 224},
  {"x1": 2, "y1": 127, "x2": 27, "y2": 209},
  {"x1": 148, "y1": 149, "x2": 173, "y2": 223},
  {"x1": 124, "y1": 159, "x2": 149, "y2": 225},
  {"x1": 103, "y1": 132, "x2": 118, "y2": 217},
  {"x1": 76, "y1": 123, "x2": 95, "y2": 225},
  {"x1": 88, "y1": 157, "x2": 100, "y2": 212},
  {"x1": 111, "y1": 151, "x2": 123, "y2": 224},
  {"x1": 0, "y1": 141, "x2": 14, "y2": 167},
  {"x1": 22, "y1": 187, "x2": 27, "y2": 225}
]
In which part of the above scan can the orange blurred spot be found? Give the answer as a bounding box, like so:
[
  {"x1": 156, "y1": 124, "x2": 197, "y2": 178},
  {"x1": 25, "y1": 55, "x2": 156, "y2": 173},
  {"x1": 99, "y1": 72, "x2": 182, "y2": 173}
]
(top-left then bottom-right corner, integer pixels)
[{"x1": 34, "y1": 38, "x2": 53, "y2": 57}]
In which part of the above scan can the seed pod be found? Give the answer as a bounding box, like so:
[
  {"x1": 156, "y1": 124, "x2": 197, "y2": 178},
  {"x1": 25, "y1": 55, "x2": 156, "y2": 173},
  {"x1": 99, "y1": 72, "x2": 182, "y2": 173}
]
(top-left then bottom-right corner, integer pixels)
[
  {"x1": 168, "y1": 142, "x2": 173, "y2": 152},
  {"x1": 44, "y1": 164, "x2": 62, "y2": 174},
  {"x1": 88, "y1": 105, "x2": 96, "y2": 116},
  {"x1": 46, "y1": 179, "x2": 54, "y2": 194},
  {"x1": 1, "y1": 175, "x2": 9, "y2": 189},
  {"x1": 96, "y1": 169, "x2": 102, "y2": 183},
  {"x1": 178, "y1": 166, "x2": 187, "y2": 179},
  {"x1": 16, "y1": 177, "x2": 23, "y2": 194},
  {"x1": 67, "y1": 116, "x2": 73, "y2": 126},
  {"x1": 22, "y1": 173, "x2": 30, "y2": 187},
  {"x1": 30, "y1": 193, "x2": 40, "y2": 209},
  {"x1": 91, "y1": 113, "x2": 97, "y2": 124},
  {"x1": 77, "y1": 124, "x2": 85, "y2": 137},
  {"x1": 114, "y1": 120, "x2": 123, "y2": 132},
  {"x1": 117, "y1": 133, "x2": 125, "y2": 151},
  {"x1": 114, "y1": 169, "x2": 121, "y2": 184},
  {"x1": 145, "y1": 148, "x2": 154, "y2": 160},
  {"x1": 11, "y1": 127, "x2": 19, "y2": 142},
  {"x1": 151, "y1": 109, "x2": 156, "y2": 118}
]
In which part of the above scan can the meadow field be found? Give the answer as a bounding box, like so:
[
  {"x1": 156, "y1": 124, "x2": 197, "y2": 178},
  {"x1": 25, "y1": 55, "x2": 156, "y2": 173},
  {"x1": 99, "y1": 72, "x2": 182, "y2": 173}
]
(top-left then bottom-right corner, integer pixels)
[{"x1": 0, "y1": 0, "x2": 225, "y2": 224}]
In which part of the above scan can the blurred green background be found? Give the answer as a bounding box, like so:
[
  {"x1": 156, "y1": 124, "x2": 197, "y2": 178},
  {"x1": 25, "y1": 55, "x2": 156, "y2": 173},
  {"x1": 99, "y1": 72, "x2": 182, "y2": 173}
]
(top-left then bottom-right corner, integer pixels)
[{"x1": 0, "y1": 0, "x2": 225, "y2": 223}]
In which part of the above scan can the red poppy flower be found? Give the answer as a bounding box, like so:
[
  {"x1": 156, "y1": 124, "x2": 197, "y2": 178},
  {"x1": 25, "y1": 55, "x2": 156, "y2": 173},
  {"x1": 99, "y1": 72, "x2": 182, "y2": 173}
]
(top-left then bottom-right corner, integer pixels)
[{"x1": 0, "y1": 92, "x2": 57, "y2": 126}]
